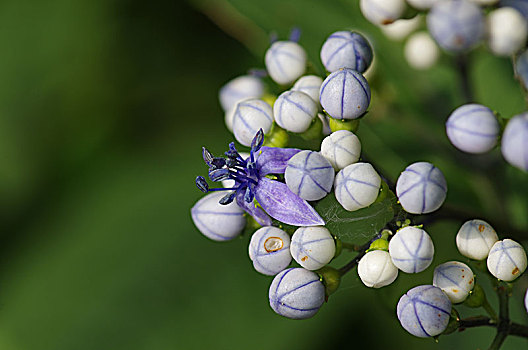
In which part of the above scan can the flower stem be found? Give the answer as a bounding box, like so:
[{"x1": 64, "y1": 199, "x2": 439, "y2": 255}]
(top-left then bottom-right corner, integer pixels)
[
  {"x1": 338, "y1": 239, "x2": 372, "y2": 275},
  {"x1": 487, "y1": 282, "x2": 511, "y2": 350},
  {"x1": 455, "y1": 53, "x2": 474, "y2": 104},
  {"x1": 482, "y1": 298, "x2": 498, "y2": 322}
]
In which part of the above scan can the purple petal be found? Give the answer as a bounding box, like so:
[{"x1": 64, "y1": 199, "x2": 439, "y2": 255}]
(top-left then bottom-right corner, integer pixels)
[
  {"x1": 256, "y1": 147, "x2": 301, "y2": 176},
  {"x1": 254, "y1": 177, "x2": 325, "y2": 226},
  {"x1": 236, "y1": 192, "x2": 273, "y2": 227}
]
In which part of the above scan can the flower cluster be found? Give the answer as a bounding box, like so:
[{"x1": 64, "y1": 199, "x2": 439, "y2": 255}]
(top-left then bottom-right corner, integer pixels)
[{"x1": 190, "y1": 17, "x2": 528, "y2": 347}]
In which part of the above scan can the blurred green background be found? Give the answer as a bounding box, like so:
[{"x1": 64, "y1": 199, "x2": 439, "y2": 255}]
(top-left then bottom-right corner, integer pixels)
[{"x1": 0, "y1": 0, "x2": 526, "y2": 349}]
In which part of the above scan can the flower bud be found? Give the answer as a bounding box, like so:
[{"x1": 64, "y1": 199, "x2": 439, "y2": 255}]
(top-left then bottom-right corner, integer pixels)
[
  {"x1": 265, "y1": 41, "x2": 307, "y2": 85},
  {"x1": 433, "y1": 261, "x2": 474, "y2": 303},
  {"x1": 334, "y1": 162, "x2": 381, "y2": 211},
  {"x1": 269, "y1": 267, "x2": 325, "y2": 319},
  {"x1": 232, "y1": 99, "x2": 273, "y2": 147},
  {"x1": 190, "y1": 192, "x2": 246, "y2": 241},
  {"x1": 389, "y1": 226, "x2": 434, "y2": 273},
  {"x1": 404, "y1": 32, "x2": 439, "y2": 70},
  {"x1": 248, "y1": 226, "x2": 292, "y2": 276},
  {"x1": 487, "y1": 7, "x2": 528, "y2": 56},
  {"x1": 487, "y1": 239, "x2": 527, "y2": 281},
  {"x1": 463, "y1": 283, "x2": 486, "y2": 308},
  {"x1": 218, "y1": 75, "x2": 264, "y2": 112},
  {"x1": 320, "y1": 130, "x2": 361, "y2": 171},
  {"x1": 320, "y1": 31, "x2": 373, "y2": 73},
  {"x1": 360, "y1": 0, "x2": 407, "y2": 25},
  {"x1": 274, "y1": 90, "x2": 318, "y2": 133},
  {"x1": 396, "y1": 162, "x2": 447, "y2": 214},
  {"x1": 285, "y1": 150, "x2": 335, "y2": 201},
  {"x1": 456, "y1": 219, "x2": 498, "y2": 260},
  {"x1": 291, "y1": 226, "x2": 336, "y2": 270},
  {"x1": 317, "y1": 266, "x2": 342, "y2": 296},
  {"x1": 501, "y1": 112, "x2": 528, "y2": 171},
  {"x1": 292, "y1": 75, "x2": 323, "y2": 106},
  {"x1": 397, "y1": 285, "x2": 452, "y2": 337},
  {"x1": 358, "y1": 250, "x2": 399, "y2": 288}
]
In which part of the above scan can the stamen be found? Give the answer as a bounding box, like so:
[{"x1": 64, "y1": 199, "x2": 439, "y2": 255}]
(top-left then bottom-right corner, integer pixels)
[
  {"x1": 195, "y1": 176, "x2": 209, "y2": 193},
  {"x1": 209, "y1": 168, "x2": 230, "y2": 182},
  {"x1": 202, "y1": 147, "x2": 213, "y2": 166},
  {"x1": 219, "y1": 191, "x2": 237, "y2": 205},
  {"x1": 244, "y1": 185, "x2": 254, "y2": 203},
  {"x1": 289, "y1": 27, "x2": 301, "y2": 42}
]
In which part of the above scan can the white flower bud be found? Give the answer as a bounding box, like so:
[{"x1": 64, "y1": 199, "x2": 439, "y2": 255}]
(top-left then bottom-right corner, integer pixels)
[
  {"x1": 290, "y1": 226, "x2": 336, "y2": 270},
  {"x1": 389, "y1": 226, "x2": 435, "y2": 273},
  {"x1": 218, "y1": 75, "x2": 264, "y2": 112},
  {"x1": 292, "y1": 75, "x2": 323, "y2": 106},
  {"x1": 249, "y1": 226, "x2": 292, "y2": 276},
  {"x1": 358, "y1": 250, "x2": 399, "y2": 288},
  {"x1": 396, "y1": 162, "x2": 447, "y2": 214},
  {"x1": 190, "y1": 192, "x2": 246, "y2": 241},
  {"x1": 320, "y1": 31, "x2": 373, "y2": 73},
  {"x1": 334, "y1": 162, "x2": 381, "y2": 211},
  {"x1": 456, "y1": 219, "x2": 498, "y2": 260},
  {"x1": 265, "y1": 41, "x2": 307, "y2": 85},
  {"x1": 274, "y1": 90, "x2": 318, "y2": 133},
  {"x1": 285, "y1": 150, "x2": 335, "y2": 201},
  {"x1": 269, "y1": 267, "x2": 325, "y2": 319},
  {"x1": 446, "y1": 104, "x2": 499, "y2": 154},
  {"x1": 487, "y1": 239, "x2": 527, "y2": 281},
  {"x1": 320, "y1": 130, "x2": 361, "y2": 170},
  {"x1": 232, "y1": 99, "x2": 273, "y2": 147},
  {"x1": 470, "y1": 0, "x2": 499, "y2": 5},
  {"x1": 501, "y1": 111, "x2": 528, "y2": 172},
  {"x1": 360, "y1": 0, "x2": 407, "y2": 25},
  {"x1": 433, "y1": 261, "x2": 474, "y2": 303},
  {"x1": 404, "y1": 32, "x2": 440, "y2": 70},
  {"x1": 487, "y1": 7, "x2": 528, "y2": 56}
]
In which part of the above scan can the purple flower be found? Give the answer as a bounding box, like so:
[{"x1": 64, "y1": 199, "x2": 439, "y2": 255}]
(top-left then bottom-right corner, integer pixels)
[{"x1": 195, "y1": 129, "x2": 325, "y2": 227}]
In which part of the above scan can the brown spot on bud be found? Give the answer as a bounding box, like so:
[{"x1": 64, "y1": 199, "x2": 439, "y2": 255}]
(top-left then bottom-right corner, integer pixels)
[
  {"x1": 301, "y1": 256, "x2": 308, "y2": 262},
  {"x1": 264, "y1": 237, "x2": 283, "y2": 252},
  {"x1": 512, "y1": 267, "x2": 520, "y2": 275},
  {"x1": 453, "y1": 289, "x2": 459, "y2": 293},
  {"x1": 469, "y1": 279, "x2": 473, "y2": 285},
  {"x1": 382, "y1": 19, "x2": 394, "y2": 25},
  {"x1": 478, "y1": 224, "x2": 485, "y2": 232}
]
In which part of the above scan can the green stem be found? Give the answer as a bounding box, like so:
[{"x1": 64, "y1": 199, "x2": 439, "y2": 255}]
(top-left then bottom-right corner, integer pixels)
[
  {"x1": 338, "y1": 238, "x2": 373, "y2": 275},
  {"x1": 458, "y1": 316, "x2": 528, "y2": 339},
  {"x1": 487, "y1": 282, "x2": 512, "y2": 350},
  {"x1": 482, "y1": 298, "x2": 499, "y2": 322}
]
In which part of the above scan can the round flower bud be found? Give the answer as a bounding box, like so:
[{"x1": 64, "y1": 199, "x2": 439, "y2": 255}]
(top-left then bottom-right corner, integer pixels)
[
  {"x1": 290, "y1": 226, "x2": 336, "y2": 270},
  {"x1": 218, "y1": 75, "x2": 264, "y2": 112},
  {"x1": 190, "y1": 192, "x2": 246, "y2": 241},
  {"x1": 292, "y1": 75, "x2": 323, "y2": 105},
  {"x1": 381, "y1": 17, "x2": 422, "y2": 40},
  {"x1": 248, "y1": 226, "x2": 292, "y2": 276},
  {"x1": 397, "y1": 285, "x2": 452, "y2": 337},
  {"x1": 525, "y1": 288, "x2": 528, "y2": 314},
  {"x1": 224, "y1": 107, "x2": 236, "y2": 132},
  {"x1": 265, "y1": 41, "x2": 307, "y2": 85},
  {"x1": 407, "y1": 0, "x2": 436, "y2": 10},
  {"x1": 232, "y1": 99, "x2": 273, "y2": 147},
  {"x1": 285, "y1": 150, "x2": 335, "y2": 201},
  {"x1": 501, "y1": 112, "x2": 528, "y2": 171},
  {"x1": 446, "y1": 104, "x2": 499, "y2": 154},
  {"x1": 427, "y1": 0, "x2": 485, "y2": 52},
  {"x1": 389, "y1": 226, "x2": 435, "y2": 273},
  {"x1": 456, "y1": 219, "x2": 498, "y2": 260},
  {"x1": 319, "y1": 68, "x2": 371, "y2": 120},
  {"x1": 396, "y1": 162, "x2": 447, "y2": 214},
  {"x1": 471, "y1": 0, "x2": 499, "y2": 4},
  {"x1": 433, "y1": 261, "x2": 475, "y2": 304},
  {"x1": 320, "y1": 130, "x2": 361, "y2": 170},
  {"x1": 487, "y1": 7, "x2": 528, "y2": 56},
  {"x1": 269, "y1": 267, "x2": 325, "y2": 319},
  {"x1": 359, "y1": 0, "x2": 407, "y2": 25},
  {"x1": 318, "y1": 112, "x2": 332, "y2": 136},
  {"x1": 334, "y1": 162, "x2": 381, "y2": 211},
  {"x1": 358, "y1": 250, "x2": 399, "y2": 288},
  {"x1": 274, "y1": 90, "x2": 318, "y2": 133},
  {"x1": 320, "y1": 31, "x2": 373, "y2": 73},
  {"x1": 487, "y1": 239, "x2": 528, "y2": 281},
  {"x1": 404, "y1": 32, "x2": 440, "y2": 70}
]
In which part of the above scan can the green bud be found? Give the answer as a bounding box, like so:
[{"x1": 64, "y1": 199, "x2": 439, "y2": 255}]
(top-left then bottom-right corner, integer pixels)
[
  {"x1": 442, "y1": 308, "x2": 460, "y2": 335},
  {"x1": 328, "y1": 117, "x2": 360, "y2": 133},
  {"x1": 334, "y1": 237, "x2": 343, "y2": 259},
  {"x1": 317, "y1": 266, "x2": 341, "y2": 297},
  {"x1": 464, "y1": 283, "x2": 485, "y2": 308},
  {"x1": 300, "y1": 117, "x2": 323, "y2": 141},
  {"x1": 264, "y1": 124, "x2": 289, "y2": 148},
  {"x1": 367, "y1": 238, "x2": 389, "y2": 252}
]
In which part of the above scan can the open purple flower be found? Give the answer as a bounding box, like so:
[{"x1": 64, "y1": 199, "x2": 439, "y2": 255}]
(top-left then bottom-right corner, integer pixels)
[{"x1": 195, "y1": 129, "x2": 325, "y2": 227}]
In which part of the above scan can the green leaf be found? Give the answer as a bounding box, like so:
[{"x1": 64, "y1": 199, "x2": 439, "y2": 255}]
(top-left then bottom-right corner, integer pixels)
[{"x1": 314, "y1": 182, "x2": 399, "y2": 242}]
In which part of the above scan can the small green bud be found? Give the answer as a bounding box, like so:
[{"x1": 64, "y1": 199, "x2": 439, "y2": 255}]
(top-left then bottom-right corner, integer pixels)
[
  {"x1": 317, "y1": 266, "x2": 341, "y2": 297},
  {"x1": 300, "y1": 117, "x2": 323, "y2": 140},
  {"x1": 442, "y1": 308, "x2": 460, "y2": 335},
  {"x1": 463, "y1": 283, "x2": 485, "y2": 308},
  {"x1": 328, "y1": 117, "x2": 360, "y2": 133},
  {"x1": 334, "y1": 237, "x2": 343, "y2": 258},
  {"x1": 367, "y1": 238, "x2": 389, "y2": 252},
  {"x1": 264, "y1": 124, "x2": 289, "y2": 148}
]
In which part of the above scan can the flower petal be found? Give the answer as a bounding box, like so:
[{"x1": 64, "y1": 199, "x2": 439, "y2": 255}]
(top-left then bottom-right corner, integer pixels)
[
  {"x1": 254, "y1": 177, "x2": 325, "y2": 226},
  {"x1": 236, "y1": 191, "x2": 273, "y2": 226},
  {"x1": 256, "y1": 147, "x2": 301, "y2": 176}
]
